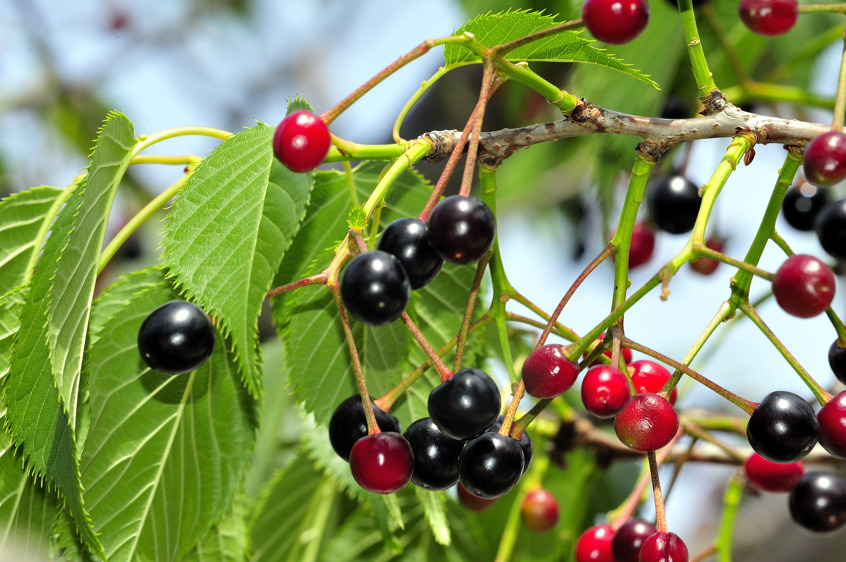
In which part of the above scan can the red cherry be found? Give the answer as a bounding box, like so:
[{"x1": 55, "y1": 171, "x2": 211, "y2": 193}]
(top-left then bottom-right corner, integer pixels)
[
  {"x1": 272, "y1": 110, "x2": 331, "y2": 173},
  {"x1": 522, "y1": 344, "x2": 580, "y2": 399},
  {"x1": 689, "y1": 237, "x2": 724, "y2": 276},
  {"x1": 612, "y1": 518, "x2": 658, "y2": 562},
  {"x1": 520, "y1": 488, "x2": 560, "y2": 533},
  {"x1": 803, "y1": 131, "x2": 846, "y2": 188},
  {"x1": 614, "y1": 393, "x2": 679, "y2": 452},
  {"x1": 638, "y1": 531, "x2": 688, "y2": 561},
  {"x1": 738, "y1": 0, "x2": 798, "y2": 36},
  {"x1": 575, "y1": 524, "x2": 615, "y2": 562},
  {"x1": 586, "y1": 331, "x2": 633, "y2": 366},
  {"x1": 581, "y1": 365, "x2": 632, "y2": 419},
  {"x1": 581, "y1": 0, "x2": 650, "y2": 45},
  {"x1": 817, "y1": 391, "x2": 846, "y2": 459},
  {"x1": 771, "y1": 254, "x2": 836, "y2": 318},
  {"x1": 744, "y1": 452, "x2": 804, "y2": 492},
  {"x1": 349, "y1": 432, "x2": 414, "y2": 494},
  {"x1": 457, "y1": 482, "x2": 497, "y2": 512},
  {"x1": 627, "y1": 222, "x2": 656, "y2": 269},
  {"x1": 629, "y1": 360, "x2": 678, "y2": 405}
]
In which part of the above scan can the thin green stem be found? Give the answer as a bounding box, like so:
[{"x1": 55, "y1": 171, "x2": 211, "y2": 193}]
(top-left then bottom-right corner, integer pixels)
[
  {"x1": 826, "y1": 308, "x2": 846, "y2": 344},
  {"x1": 799, "y1": 3, "x2": 846, "y2": 13},
  {"x1": 136, "y1": 126, "x2": 232, "y2": 149},
  {"x1": 692, "y1": 244, "x2": 773, "y2": 281},
  {"x1": 401, "y1": 312, "x2": 453, "y2": 383},
  {"x1": 130, "y1": 154, "x2": 201, "y2": 166},
  {"x1": 715, "y1": 475, "x2": 744, "y2": 562},
  {"x1": 491, "y1": 58, "x2": 579, "y2": 114},
  {"x1": 23, "y1": 178, "x2": 81, "y2": 285},
  {"x1": 392, "y1": 65, "x2": 451, "y2": 143},
  {"x1": 740, "y1": 302, "x2": 833, "y2": 405},
  {"x1": 324, "y1": 141, "x2": 407, "y2": 163},
  {"x1": 722, "y1": 82, "x2": 835, "y2": 110},
  {"x1": 361, "y1": 141, "x2": 432, "y2": 218},
  {"x1": 453, "y1": 254, "x2": 492, "y2": 373},
  {"x1": 677, "y1": 0, "x2": 719, "y2": 102},
  {"x1": 831, "y1": 29, "x2": 846, "y2": 130},
  {"x1": 459, "y1": 58, "x2": 496, "y2": 198},
  {"x1": 511, "y1": 291, "x2": 579, "y2": 341}
]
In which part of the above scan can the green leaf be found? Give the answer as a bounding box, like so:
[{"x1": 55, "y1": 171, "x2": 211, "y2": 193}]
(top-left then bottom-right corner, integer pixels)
[
  {"x1": 162, "y1": 123, "x2": 313, "y2": 397},
  {"x1": 0, "y1": 185, "x2": 64, "y2": 289},
  {"x1": 185, "y1": 497, "x2": 249, "y2": 562},
  {"x1": 414, "y1": 487, "x2": 450, "y2": 546},
  {"x1": 444, "y1": 10, "x2": 657, "y2": 88},
  {"x1": 0, "y1": 286, "x2": 26, "y2": 381},
  {"x1": 80, "y1": 269, "x2": 258, "y2": 562}
]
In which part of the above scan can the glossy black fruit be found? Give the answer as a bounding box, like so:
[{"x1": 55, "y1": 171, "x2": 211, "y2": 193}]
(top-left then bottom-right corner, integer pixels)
[
  {"x1": 815, "y1": 197, "x2": 846, "y2": 260},
  {"x1": 428, "y1": 368, "x2": 501, "y2": 440},
  {"x1": 789, "y1": 471, "x2": 846, "y2": 533},
  {"x1": 648, "y1": 173, "x2": 701, "y2": 234},
  {"x1": 339, "y1": 251, "x2": 411, "y2": 326},
  {"x1": 487, "y1": 415, "x2": 533, "y2": 475},
  {"x1": 830, "y1": 340, "x2": 846, "y2": 386},
  {"x1": 746, "y1": 391, "x2": 818, "y2": 463},
  {"x1": 458, "y1": 432, "x2": 524, "y2": 499},
  {"x1": 427, "y1": 196, "x2": 496, "y2": 265},
  {"x1": 781, "y1": 183, "x2": 830, "y2": 231},
  {"x1": 328, "y1": 395, "x2": 401, "y2": 461},
  {"x1": 403, "y1": 417, "x2": 465, "y2": 490},
  {"x1": 137, "y1": 300, "x2": 216, "y2": 374},
  {"x1": 377, "y1": 218, "x2": 444, "y2": 289}
]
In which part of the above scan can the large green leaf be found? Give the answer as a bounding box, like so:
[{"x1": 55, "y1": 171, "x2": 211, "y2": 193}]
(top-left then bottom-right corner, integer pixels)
[
  {"x1": 0, "y1": 286, "x2": 26, "y2": 381},
  {"x1": 80, "y1": 269, "x2": 258, "y2": 562},
  {"x1": 162, "y1": 123, "x2": 313, "y2": 397},
  {"x1": 0, "y1": 185, "x2": 64, "y2": 290},
  {"x1": 185, "y1": 497, "x2": 249, "y2": 562},
  {"x1": 444, "y1": 10, "x2": 657, "y2": 88}
]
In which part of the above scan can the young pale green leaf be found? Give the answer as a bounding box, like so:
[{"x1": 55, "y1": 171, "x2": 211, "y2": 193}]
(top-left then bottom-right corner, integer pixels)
[
  {"x1": 414, "y1": 487, "x2": 450, "y2": 546},
  {"x1": 184, "y1": 496, "x2": 249, "y2": 562},
  {"x1": 444, "y1": 10, "x2": 657, "y2": 88},
  {"x1": 81, "y1": 270, "x2": 258, "y2": 562},
  {"x1": 0, "y1": 185, "x2": 64, "y2": 290},
  {"x1": 162, "y1": 123, "x2": 313, "y2": 398}
]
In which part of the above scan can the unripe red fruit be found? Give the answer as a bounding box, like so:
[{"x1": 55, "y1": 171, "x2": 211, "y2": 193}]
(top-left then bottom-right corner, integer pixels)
[
  {"x1": 575, "y1": 524, "x2": 615, "y2": 562},
  {"x1": 638, "y1": 531, "x2": 688, "y2": 561},
  {"x1": 581, "y1": 0, "x2": 650, "y2": 45},
  {"x1": 744, "y1": 452, "x2": 804, "y2": 492},
  {"x1": 614, "y1": 393, "x2": 679, "y2": 452},
  {"x1": 817, "y1": 391, "x2": 846, "y2": 459},
  {"x1": 520, "y1": 488, "x2": 560, "y2": 533},
  {"x1": 522, "y1": 344, "x2": 580, "y2": 399},
  {"x1": 457, "y1": 483, "x2": 497, "y2": 512},
  {"x1": 629, "y1": 360, "x2": 677, "y2": 405},
  {"x1": 803, "y1": 131, "x2": 846, "y2": 187},
  {"x1": 581, "y1": 365, "x2": 632, "y2": 419},
  {"x1": 272, "y1": 110, "x2": 331, "y2": 173},
  {"x1": 771, "y1": 254, "x2": 835, "y2": 318},
  {"x1": 738, "y1": 0, "x2": 798, "y2": 36},
  {"x1": 349, "y1": 432, "x2": 414, "y2": 494}
]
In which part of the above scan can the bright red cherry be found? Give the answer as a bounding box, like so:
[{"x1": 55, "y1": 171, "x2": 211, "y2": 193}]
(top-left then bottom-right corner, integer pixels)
[
  {"x1": 771, "y1": 254, "x2": 835, "y2": 318},
  {"x1": 738, "y1": 0, "x2": 798, "y2": 36},
  {"x1": 614, "y1": 393, "x2": 679, "y2": 452},
  {"x1": 638, "y1": 531, "x2": 688, "y2": 561},
  {"x1": 581, "y1": 0, "x2": 650, "y2": 45},
  {"x1": 349, "y1": 432, "x2": 414, "y2": 494},
  {"x1": 581, "y1": 365, "x2": 631, "y2": 419},
  {"x1": 520, "y1": 488, "x2": 560, "y2": 533},
  {"x1": 272, "y1": 110, "x2": 331, "y2": 173},
  {"x1": 744, "y1": 452, "x2": 804, "y2": 492},
  {"x1": 817, "y1": 391, "x2": 846, "y2": 459},
  {"x1": 629, "y1": 360, "x2": 677, "y2": 405},
  {"x1": 522, "y1": 344, "x2": 580, "y2": 399},
  {"x1": 575, "y1": 524, "x2": 615, "y2": 562},
  {"x1": 627, "y1": 222, "x2": 656, "y2": 269},
  {"x1": 803, "y1": 131, "x2": 846, "y2": 187}
]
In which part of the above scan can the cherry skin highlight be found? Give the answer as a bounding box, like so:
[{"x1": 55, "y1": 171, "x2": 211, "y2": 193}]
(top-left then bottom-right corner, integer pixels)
[
  {"x1": 638, "y1": 531, "x2": 688, "y2": 561},
  {"x1": 781, "y1": 183, "x2": 830, "y2": 232},
  {"x1": 137, "y1": 300, "x2": 216, "y2": 375},
  {"x1": 403, "y1": 417, "x2": 464, "y2": 490},
  {"x1": 581, "y1": 0, "x2": 650, "y2": 45},
  {"x1": 744, "y1": 452, "x2": 804, "y2": 492},
  {"x1": 612, "y1": 518, "x2": 657, "y2": 562},
  {"x1": 428, "y1": 367, "x2": 501, "y2": 440},
  {"x1": 648, "y1": 173, "x2": 701, "y2": 235},
  {"x1": 458, "y1": 432, "x2": 524, "y2": 499},
  {"x1": 803, "y1": 131, "x2": 846, "y2": 187},
  {"x1": 272, "y1": 110, "x2": 331, "y2": 173},
  {"x1": 522, "y1": 343, "x2": 580, "y2": 399},
  {"x1": 575, "y1": 524, "x2": 615, "y2": 562},
  {"x1": 614, "y1": 393, "x2": 679, "y2": 452},
  {"x1": 427, "y1": 195, "x2": 495, "y2": 265},
  {"x1": 339, "y1": 251, "x2": 411, "y2": 326},
  {"x1": 738, "y1": 0, "x2": 798, "y2": 36},
  {"x1": 349, "y1": 432, "x2": 414, "y2": 494},
  {"x1": 771, "y1": 254, "x2": 835, "y2": 319},
  {"x1": 789, "y1": 471, "x2": 846, "y2": 533},
  {"x1": 377, "y1": 218, "x2": 443, "y2": 289},
  {"x1": 581, "y1": 365, "x2": 632, "y2": 419},
  {"x1": 746, "y1": 390, "x2": 818, "y2": 463}
]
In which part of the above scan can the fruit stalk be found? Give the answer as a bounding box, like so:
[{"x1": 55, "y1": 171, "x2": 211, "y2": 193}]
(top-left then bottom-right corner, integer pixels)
[
  {"x1": 831, "y1": 29, "x2": 846, "y2": 130},
  {"x1": 715, "y1": 475, "x2": 744, "y2": 562},
  {"x1": 677, "y1": 0, "x2": 719, "y2": 103}
]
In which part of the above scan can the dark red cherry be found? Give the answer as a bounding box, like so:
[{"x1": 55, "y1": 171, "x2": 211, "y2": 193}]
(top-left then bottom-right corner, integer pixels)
[
  {"x1": 428, "y1": 368, "x2": 501, "y2": 440},
  {"x1": 614, "y1": 393, "x2": 679, "y2": 452},
  {"x1": 328, "y1": 394, "x2": 402, "y2": 461},
  {"x1": 629, "y1": 360, "x2": 678, "y2": 405},
  {"x1": 349, "y1": 432, "x2": 414, "y2": 494},
  {"x1": 522, "y1": 344, "x2": 580, "y2": 399},
  {"x1": 689, "y1": 237, "x2": 723, "y2": 276},
  {"x1": 457, "y1": 483, "x2": 497, "y2": 512},
  {"x1": 575, "y1": 524, "x2": 615, "y2": 562},
  {"x1": 771, "y1": 254, "x2": 835, "y2": 318},
  {"x1": 815, "y1": 197, "x2": 846, "y2": 260},
  {"x1": 829, "y1": 339, "x2": 846, "y2": 385},
  {"x1": 339, "y1": 251, "x2": 411, "y2": 326},
  {"x1": 739, "y1": 0, "x2": 798, "y2": 36},
  {"x1": 638, "y1": 531, "x2": 688, "y2": 561},
  {"x1": 817, "y1": 391, "x2": 846, "y2": 459},
  {"x1": 377, "y1": 218, "x2": 443, "y2": 289},
  {"x1": 272, "y1": 110, "x2": 331, "y2": 173},
  {"x1": 744, "y1": 452, "x2": 804, "y2": 492},
  {"x1": 612, "y1": 518, "x2": 657, "y2": 562},
  {"x1": 781, "y1": 183, "x2": 830, "y2": 232},
  {"x1": 648, "y1": 174, "x2": 701, "y2": 235},
  {"x1": 520, "y1": 488, "x2": 560, "y2": 533},
  {"x1": 458, "y1": 432, "x2": 524, "y2": 499},
  {"x1": 581, "y1": 365, "x2": 631, "y2": 419},
  {"x1": 789, "y1": 471, "x2": 846, "y2": 533},
  {"x1": 803, "y1": 131, "x2": 846, "y2": 187},
  {"x1": 427, "y1": 196, "x2": 495, "y2": 265},
  {"x1": 137, "y1": 300, "x2": 216, "y2": 375},
  {"x1": 746, "y1": 390, "x2": 818, "y2": 463},
  {"x1": 403, "y1": 417, "x2": 464, "y2": 490},
  {"x1": 581, "y1": 0, "x2": 650, "y2": 45}
]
